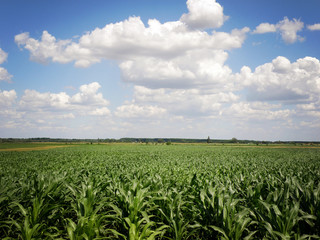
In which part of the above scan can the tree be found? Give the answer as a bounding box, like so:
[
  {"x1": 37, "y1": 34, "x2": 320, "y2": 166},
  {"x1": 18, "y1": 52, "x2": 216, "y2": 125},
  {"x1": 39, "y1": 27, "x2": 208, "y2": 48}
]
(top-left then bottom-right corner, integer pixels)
[
  {"x1": 207, "y1": 136, "x2": 211, "y2": 144},
  {"x1": 157, "y1": 139, "x2": 164, "y2": 144},
  {"x1": 231, "y1": 137, "x2": 238, "y2": 143}
]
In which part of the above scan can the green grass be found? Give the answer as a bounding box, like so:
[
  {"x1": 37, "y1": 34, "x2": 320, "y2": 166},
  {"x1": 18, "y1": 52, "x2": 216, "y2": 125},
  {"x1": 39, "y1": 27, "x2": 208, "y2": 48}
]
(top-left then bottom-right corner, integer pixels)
[{"x1": 1, "y1": 144, "x2": 320, "y2": 239}]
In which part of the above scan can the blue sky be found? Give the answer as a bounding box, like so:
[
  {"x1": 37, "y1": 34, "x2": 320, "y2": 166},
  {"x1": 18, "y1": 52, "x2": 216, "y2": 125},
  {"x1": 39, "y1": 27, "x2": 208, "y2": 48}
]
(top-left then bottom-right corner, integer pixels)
[{"x1": 0, "y1": 0, "x2": 320, "y2": 141}]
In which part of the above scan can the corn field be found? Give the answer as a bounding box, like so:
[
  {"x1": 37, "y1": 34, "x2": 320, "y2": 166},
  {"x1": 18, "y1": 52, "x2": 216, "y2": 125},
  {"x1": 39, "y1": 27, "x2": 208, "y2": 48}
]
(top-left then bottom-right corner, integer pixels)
[{"x1": 1, "y1": 144, "x2": 320, "y2": 239}]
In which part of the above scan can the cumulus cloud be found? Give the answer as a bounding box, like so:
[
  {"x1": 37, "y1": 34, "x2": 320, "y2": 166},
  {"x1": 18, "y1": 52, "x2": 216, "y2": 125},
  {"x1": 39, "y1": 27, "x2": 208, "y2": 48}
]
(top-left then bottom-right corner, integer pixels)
[
  {"x1": 89, "y1": 107, "x2": 111, "y2": 116},
  {"x1": 115, "y1": 104, "x2": 167, "y2": 119},
  {"x1": 19, "y1": 82, "x2": 109, "y2": 114},
  {"x1": 15, "y1": 31, "x2": 72, "y2": 64},
  {"x1": 129, "y1": 85, "x2": 239, "y2": 117},
  {"x1": 0, "y1": 48, "x2": 8, "y2": 64},
  {"x1": 15, "y1": 18, "x2": 248, "y2": 68},
  {"x1": 71, "y1": 82, "x2": 109, "y2": 106},
  {"x1": 225, "y1": 102, "x2": 292, "y2": 120},
  {"x1": 0, "y1": 90, "x2": 21, "y2": 122},
  {"x1": 297, "y1": 102, "x2": 319, "y2": 111},
  {"x1": 277, "y1": 17, "x2": 304, "y2": 43},
  {"x1": 0, "y1": 89, "x2": 17, "y2": 106},
  {"x1": 307, "y1": 23, "x2": 320, "y2": 31},
  {"x1": 180, "y1": 0, "x2": 228, "y2": 29},
  {"x1": 253, "y1": 17, "x2": 304, "y2": 43},
  {"x1": 120, "y1": 49, "x2": 238, "y2": 89},
  {"x1": 0, "y1": 48, "x2": 12, "y2": 81},
  {"x1": 0, "y1": 82, "x2": 113, "y2": 137},
  {"x1": 296, "y1": 99, "x2": 320, "y2": 125},
  {"x1": 0, "y1": 68, "x2": 12, "y2": 82},
  {"x1": 253, "y1": 23, "x2": 276, "y2": 34},
  {"x1": 14, "y1": 0, "x2": 249, "y2": 90},
  {"x1": 238, "y1": 56, "x2": 320, "y2": 103},
  {"x1": 19, "y1": 90, "x2": 70, "y2": 111}
]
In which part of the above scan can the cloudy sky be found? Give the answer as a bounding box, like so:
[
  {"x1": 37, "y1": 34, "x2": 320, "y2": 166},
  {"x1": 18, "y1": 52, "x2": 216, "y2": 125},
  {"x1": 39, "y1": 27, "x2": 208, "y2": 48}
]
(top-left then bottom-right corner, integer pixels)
[{"x1": 0, "y1": 0, "x2": 320, "y2": 141}]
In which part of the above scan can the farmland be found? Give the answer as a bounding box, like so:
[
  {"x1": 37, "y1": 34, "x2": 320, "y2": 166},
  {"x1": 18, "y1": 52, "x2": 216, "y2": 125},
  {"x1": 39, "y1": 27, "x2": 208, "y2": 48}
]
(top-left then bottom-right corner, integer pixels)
[{"x1": 1, "y1": 143, "x2": 320, "y2": 239}]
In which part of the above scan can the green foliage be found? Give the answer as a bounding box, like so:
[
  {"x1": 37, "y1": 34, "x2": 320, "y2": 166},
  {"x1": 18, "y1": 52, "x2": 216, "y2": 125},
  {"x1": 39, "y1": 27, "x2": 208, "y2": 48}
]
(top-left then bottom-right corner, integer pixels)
[
  {"x1": 0, "y1": 144, "x2": 320, "y2": 239},
  {"x1": 231, "y1": 137, "x2": 238, "y2": 143}
]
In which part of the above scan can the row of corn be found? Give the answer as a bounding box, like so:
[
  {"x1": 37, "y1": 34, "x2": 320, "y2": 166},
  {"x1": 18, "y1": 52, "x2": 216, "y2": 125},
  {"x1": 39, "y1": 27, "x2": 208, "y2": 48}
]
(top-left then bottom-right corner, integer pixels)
[{"x1": 0, "y1": 145, "x2": 320, "y2": 239}]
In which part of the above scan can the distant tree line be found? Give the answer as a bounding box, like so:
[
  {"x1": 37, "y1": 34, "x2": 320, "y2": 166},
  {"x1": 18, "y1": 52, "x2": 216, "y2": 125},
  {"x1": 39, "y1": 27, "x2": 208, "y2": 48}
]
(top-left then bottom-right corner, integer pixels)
[{"x1": 1, "y1": 137, "x2": 319, "y2": 145}]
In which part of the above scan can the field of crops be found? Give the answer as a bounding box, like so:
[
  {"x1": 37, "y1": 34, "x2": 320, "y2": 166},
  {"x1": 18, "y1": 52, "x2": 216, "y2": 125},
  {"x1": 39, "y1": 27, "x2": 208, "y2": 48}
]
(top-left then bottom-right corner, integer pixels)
[{"x1": 1, "y1": 144, "x2": 320, "y2": 239}]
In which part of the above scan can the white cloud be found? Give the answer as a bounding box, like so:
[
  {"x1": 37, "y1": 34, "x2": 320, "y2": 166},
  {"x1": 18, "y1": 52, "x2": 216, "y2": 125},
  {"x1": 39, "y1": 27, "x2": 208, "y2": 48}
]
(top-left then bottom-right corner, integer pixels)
[
  {"x1": 0, "y1": 90, "x2": 21, "y2": 121},
  {"x1": 253, "y1": 17, "x2": 304, "y2": 43},
  {"x1": 300, "y1": 120, "x2": 320, "y2": 129},
  {"x1": 296, "y1": 99, "x2": 320, "y2": 125},
  {"x1": 71, "y1": 82, "x2": 109, "y2": 106},
  {"x1": 272, "y1": 56, "x2": 291, "y2": 73},
  {"x1": 56, "y1": 113, "x2": 75, "y2": 119},
  {"x1": 0, "y1": 48, "x2": 8, "y2": 64},
  {"x1": 115, "y1": 104, "x2": 167, "y2": 119},
  {"x1": 15, "y1": 18, "x2": 248, "y2": 68},
  {"x1": 19, "y1": 82, "x2": 109, "y2": 114},
  {"x1": 120, "y1": 49, "x2": 237, "y2": 89},
  {"x1": 253, "y1": 23, "x2": 276, "y2": 34},
  {"x1": 14, "y1": 0, "x2": 248, "y2": 90},
  {"x1": 15, "y1": 31, "x2": 72, "y2": 64},
  {"x1": 15, "y1": 32, "x2": 30, "y2": 46},
  {"x1": 0, "y1": 83, "x2": 113, "y2": 137},
  {"x1": 305, "y1": 111, "x2": 320, "y2": 118},
  {"x1": 0, "y1": 89, "x2": 17, "y2": 106},
  {"x1": 277, "y1": 17, "x2": 304, "y2": 43},
  {"x1": 131, "y1": 85, "x2": 238, "y2": 117},
  {"x1": 0, "y1": 67, "x2": 12, "y2": 82},
  {"x1": 180, "y1": 0, "x2": 228, "y2": 29},
  {"x1": 238, "y1": 56, "x2": 320, "y2": 102},
  {"x1": 225, "y1": 102, "x2": 292, "y2": 120},
  {"x1": 297, "y1": 102, "x2": 318, "y2": 111},
  {"x1": 89, "y1": 107, "x2": 111, "y2": 116},
  {"x1": 19, "y1": 90, "x2": 70, "y2": 111},
  {"x1": 0, "y1": 48, "x2": 12, "y2": 81},
  {"x1": 307, "y1": 23, "x2": 320, "y2": 31},
  {"x1": 0, "y1": 109, "x2": 23, "y2": 119}
]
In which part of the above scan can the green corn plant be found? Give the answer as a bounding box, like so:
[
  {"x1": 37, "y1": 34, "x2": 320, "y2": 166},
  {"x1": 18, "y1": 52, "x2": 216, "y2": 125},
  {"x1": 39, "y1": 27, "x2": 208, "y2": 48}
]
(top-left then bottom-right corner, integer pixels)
[
  {"x1": 196, "y1": 184, "x2": 256, "y2": 240},
  {"x1": 253, "y1": 190, "x2": 317, "y2": 239},
  {"x1": 124, "y1": 215, "x2": 168, "y2": 240},
  {"x1": 4, "y1": 175, "x2": 65, "y2": 239},
  {"x1": 66, "y1": 176, "x2": 123, "y2": 239},
  {"x1": 298, "y1": 180, "x2": 320, "y2": 236},
  {"x1": 114, "y1": 178, "x2": 168, "y2": 240},
  {"x1": 7, "y1": 202, "x2": 44, "y2": 240},
  {"x1": 157, "y1": 188, "x2": 198, "y2": 240}
]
